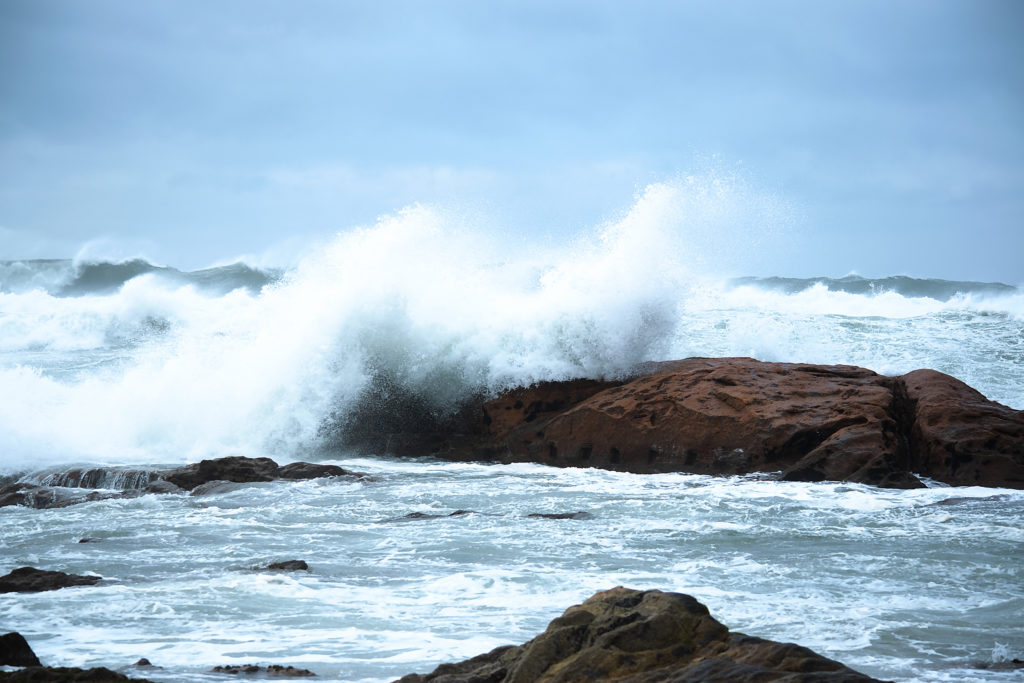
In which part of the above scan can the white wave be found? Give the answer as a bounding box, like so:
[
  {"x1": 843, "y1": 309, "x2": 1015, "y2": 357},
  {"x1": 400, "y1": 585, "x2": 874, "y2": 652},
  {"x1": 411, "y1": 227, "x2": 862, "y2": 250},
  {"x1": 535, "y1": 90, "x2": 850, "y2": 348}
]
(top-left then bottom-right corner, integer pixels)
[
  {"x1": 0, "y1": 181, "x2": 711, "y2": 469},
  {"x1": 1, "y1": 178, "x2": 1022, "y2": 471}
]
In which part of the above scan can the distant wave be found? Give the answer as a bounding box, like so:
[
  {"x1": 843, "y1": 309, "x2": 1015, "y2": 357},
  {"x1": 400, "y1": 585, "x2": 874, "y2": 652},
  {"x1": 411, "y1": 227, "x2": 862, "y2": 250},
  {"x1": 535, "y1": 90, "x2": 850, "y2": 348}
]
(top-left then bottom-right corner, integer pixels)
[
  {"x1": 0, "y1": 258, "x2": 283, "y2": 296},
  {"x1": 730, "y1": 275, "x2": 1018, "y2": 301}
]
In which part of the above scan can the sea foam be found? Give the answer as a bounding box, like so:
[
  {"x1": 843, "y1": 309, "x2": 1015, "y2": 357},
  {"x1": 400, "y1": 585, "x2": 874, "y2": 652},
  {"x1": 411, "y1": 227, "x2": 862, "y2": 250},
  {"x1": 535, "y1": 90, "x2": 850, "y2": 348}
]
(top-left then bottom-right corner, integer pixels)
[{"x1": 0, "y1": 179, "x2": 1021, "y2": 473}]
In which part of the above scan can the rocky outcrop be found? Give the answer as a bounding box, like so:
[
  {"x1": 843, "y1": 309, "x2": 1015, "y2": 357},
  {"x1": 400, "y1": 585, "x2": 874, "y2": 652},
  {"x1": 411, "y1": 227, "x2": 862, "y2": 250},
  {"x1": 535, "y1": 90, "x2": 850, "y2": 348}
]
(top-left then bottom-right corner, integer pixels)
[
  {"x1": 261, "y1": 560, "x2": 309, "y2": 572},
  {"x1": 897, "y1": 370, "x2": 1024, "y2": 487},
  {"x1": 410, "y1": 358, "x2": 1023, "y2": 489},
  {"x1": 0, "y1": 633, "x2": 151, "y2": 681},
  {"x1": 210, "y1": 664, "x2": 315, "y2": 677},
  {"x1": 482, "y1": 359, "x2": 920, "y2": 487},
  {"x1": 0, "y1": 567, "x2": 101, "y2": 593},
  {"x1": 396, "y1": 586, "x2": 885, "y2": 682},
  {"x1": 1, "y1": 632, "x2": 42, "y2": 667},
  {"x1": 1, "y1": 457, "x2": 364, "y2": 508},
  {"x1": 161, "y1": 456, "x2": 360, "y2": 491},
  {"x1": 0, "y1": 667, "x2": 152, "y2": 682},
  {"x1": 0, "y1": 484, "x2": 125, "y2": 509}
]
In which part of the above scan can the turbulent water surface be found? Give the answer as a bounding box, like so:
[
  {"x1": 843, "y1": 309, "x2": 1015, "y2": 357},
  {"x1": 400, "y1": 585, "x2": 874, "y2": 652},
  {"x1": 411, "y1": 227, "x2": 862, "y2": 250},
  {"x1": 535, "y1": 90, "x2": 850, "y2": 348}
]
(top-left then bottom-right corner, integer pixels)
[{"x1": 2, "y1": 190, "x2": 1023, "y2": 681}]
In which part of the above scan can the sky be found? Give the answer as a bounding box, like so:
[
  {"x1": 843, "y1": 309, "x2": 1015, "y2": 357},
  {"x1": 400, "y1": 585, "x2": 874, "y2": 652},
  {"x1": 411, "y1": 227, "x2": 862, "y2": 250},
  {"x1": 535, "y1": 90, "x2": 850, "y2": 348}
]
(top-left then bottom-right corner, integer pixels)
[{"x1": 1, "y1": 0, "x2": 1022, "y2": 281}]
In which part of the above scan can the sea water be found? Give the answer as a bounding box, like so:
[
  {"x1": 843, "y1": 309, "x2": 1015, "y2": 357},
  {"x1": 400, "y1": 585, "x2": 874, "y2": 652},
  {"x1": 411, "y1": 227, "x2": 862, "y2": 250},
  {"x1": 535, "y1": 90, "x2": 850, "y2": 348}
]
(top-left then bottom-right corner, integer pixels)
[{"x1": 1, "y1": 183, "x2": 1022, "y2": 681}]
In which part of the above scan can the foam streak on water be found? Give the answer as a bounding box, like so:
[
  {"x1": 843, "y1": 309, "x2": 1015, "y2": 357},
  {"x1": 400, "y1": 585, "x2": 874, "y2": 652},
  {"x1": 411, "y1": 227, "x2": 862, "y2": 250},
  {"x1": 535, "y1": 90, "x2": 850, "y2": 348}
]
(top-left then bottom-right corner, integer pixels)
[{"x1": 1, "y1": 459, "x2": 1021, "y2": 682}]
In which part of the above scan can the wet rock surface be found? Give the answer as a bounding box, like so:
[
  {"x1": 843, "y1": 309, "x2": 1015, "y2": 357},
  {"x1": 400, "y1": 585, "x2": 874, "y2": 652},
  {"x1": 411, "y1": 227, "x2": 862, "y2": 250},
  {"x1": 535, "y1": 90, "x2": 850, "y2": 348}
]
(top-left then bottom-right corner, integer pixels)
[
  {"x1": 897, "y1": 369, "x2": 1024, "y2": 487},
  {"x1": 1, "y1": 632, "x2": 42, "y2": 667},
  {"x1": 261, "y1": 560, "x2": 309, "y2": 571},
  {"x1": 395, "y1": 586, "x2": 886, "y2": 683},
  {"x1": 0, "y1": 567, "x2": 101, "y2": 593},
  {"x1": 0, "y1": 667, "x2": 153, "y2": 682},
  {"x1": 403, "y1": 358, "x2": 1024, "y2": 489},
  {"x1": 159, "y1": 456, "x2": 365, "y2": 491},
  {"x1": 527, "y1": 512, "x2": 595, "y2": 520},
  {"x1": 211, "y1": 664, "x2": 316, "y2": 676},
  {"x1": 385, "y1": 510, "x2": 478, "y2": 522},
  {"x1": 0, "y1": 457, "x2": 365, "y2": 508}
]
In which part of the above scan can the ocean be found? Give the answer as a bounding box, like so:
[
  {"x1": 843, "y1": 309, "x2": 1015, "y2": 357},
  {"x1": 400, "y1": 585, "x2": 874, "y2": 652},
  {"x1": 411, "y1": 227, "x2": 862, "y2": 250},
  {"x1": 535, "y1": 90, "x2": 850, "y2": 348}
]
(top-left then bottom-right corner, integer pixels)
[{"x1": 1, "y1": 203, "x2": 1023, "y2": 682}]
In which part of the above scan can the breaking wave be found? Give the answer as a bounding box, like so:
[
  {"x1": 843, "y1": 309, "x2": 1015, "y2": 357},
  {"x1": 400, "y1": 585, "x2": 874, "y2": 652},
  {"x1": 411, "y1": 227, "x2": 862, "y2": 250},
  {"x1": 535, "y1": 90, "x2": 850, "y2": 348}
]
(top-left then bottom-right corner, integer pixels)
[{"x1": 0, "y1": 179, "x2": 1021, "y2": 472}]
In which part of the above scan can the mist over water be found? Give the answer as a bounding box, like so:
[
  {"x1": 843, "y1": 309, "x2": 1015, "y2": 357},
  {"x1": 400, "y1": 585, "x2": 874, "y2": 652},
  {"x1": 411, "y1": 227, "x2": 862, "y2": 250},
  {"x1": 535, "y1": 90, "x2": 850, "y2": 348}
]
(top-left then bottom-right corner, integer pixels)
[{"x1": 0, "y1": 179, "x2": 1022, "y2": 472}]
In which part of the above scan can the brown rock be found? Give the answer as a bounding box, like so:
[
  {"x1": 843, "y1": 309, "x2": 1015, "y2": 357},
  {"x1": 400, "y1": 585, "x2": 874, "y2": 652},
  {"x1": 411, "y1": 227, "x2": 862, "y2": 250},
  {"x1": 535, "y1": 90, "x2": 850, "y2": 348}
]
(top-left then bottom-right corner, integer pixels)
[
  {"x1": 896, "y1": 369, "x2": 1024, "y2": 487},
  {"x1": 0, "y1": 632, "x2": 42, "y2": 667},
  {"x1": 395, "y1": 586, "x2": 885, "y2": 682},
  {"x1": 161, "y1": 457, "x2": 363, "y2": 491},
  {"x1": 479, "y1": 358, "x2": 922, "y2": 488},
  {"x1": 0, "y1": 567, "x2": 101, "y2": 593}
]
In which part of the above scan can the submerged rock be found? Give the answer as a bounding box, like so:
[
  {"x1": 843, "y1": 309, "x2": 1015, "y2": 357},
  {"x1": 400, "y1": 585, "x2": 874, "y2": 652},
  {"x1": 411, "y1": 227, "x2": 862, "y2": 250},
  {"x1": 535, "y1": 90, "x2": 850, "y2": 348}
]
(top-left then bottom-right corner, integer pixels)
[
  {"x1": 1, "y1": 457, "x2": 364, "y2": 508},
  {"x1": 262, "y1": 560, "x2": 309, "y2": 571},
  {"x1": 0, "y1": 632, "x2": 42, "y2": 667},
  {"x1": 210, "y1": 664, "x2": 315, "y2": 677},
  {"x1": 395, "y1": 586, "x2": 886, "y2": 683},
  {"x1": 527, "y1": 512, "x2": 595, "y2": 520},
  {"x1": 162, "y1": 457, "x2": 282, "y2": 490},
  {"x1": 0, "y1": 567, "x2": 101, "y2": 593},
  {"x1": 386, "y1": 510, "x2": 478, "y2": 522}
]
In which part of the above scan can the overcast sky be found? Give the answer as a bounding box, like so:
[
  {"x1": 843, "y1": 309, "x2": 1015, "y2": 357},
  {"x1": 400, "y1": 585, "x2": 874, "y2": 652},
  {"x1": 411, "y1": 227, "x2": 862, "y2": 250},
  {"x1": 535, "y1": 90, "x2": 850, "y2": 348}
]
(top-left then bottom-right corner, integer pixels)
[{"x1": 1, "y1": 0, "x2": 1022, "y2": 281}]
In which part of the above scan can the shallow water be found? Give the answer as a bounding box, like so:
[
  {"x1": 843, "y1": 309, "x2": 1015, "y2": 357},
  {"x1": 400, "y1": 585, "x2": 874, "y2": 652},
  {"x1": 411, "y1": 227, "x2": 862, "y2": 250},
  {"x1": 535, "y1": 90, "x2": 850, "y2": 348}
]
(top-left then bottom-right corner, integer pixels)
[
  {"x1": 3, "y1": 458, "x2": 1022, "y2": 682},
  {"x1": 2, "y1": 194, "x2": 1023, "y2": 681}
]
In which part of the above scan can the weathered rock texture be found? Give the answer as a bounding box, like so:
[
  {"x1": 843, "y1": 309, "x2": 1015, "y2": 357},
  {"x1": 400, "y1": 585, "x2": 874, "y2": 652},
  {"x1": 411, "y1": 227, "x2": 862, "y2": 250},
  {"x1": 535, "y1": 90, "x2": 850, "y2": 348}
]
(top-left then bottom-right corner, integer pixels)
[
  {"x1": 1, "y1": 457, "x2": 364, "y2": 508},
  {"x1": 369, "y1": 358, "x2": 1024, "y2": 489},
  {"x1": 396, "y1": 586, "x2": 886, "y2": 683},
  {"x1": 0, "y1": 567, "x2": 101, "y2": 594}
]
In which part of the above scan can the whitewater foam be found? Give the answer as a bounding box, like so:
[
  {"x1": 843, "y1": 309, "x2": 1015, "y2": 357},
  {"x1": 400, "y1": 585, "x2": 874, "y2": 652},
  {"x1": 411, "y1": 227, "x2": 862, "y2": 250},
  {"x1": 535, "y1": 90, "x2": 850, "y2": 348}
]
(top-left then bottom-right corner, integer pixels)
[{"x1": 0, "y1": 180, "x2": 1021, "y2": 473}]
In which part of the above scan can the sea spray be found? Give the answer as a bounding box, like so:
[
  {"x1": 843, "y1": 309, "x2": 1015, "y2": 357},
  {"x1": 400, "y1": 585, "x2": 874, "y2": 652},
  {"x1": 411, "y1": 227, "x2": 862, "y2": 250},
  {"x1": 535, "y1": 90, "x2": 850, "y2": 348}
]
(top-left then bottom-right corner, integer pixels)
[
  {"x1": 0, "y1": 183, "x2": 707, "y2": 469},
  {"x1": 0, "y1": 179, "x2": 1022, "y2": 473}
]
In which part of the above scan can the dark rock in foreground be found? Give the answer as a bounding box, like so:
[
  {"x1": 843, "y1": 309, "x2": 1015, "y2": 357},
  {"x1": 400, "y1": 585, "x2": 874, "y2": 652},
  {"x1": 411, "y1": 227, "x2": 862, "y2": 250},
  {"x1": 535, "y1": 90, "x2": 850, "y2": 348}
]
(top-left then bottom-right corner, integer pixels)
[
  {"x1": 1, "y1": 632, "x2": 42, "y2": 667},
  {"x1": 1, "y1": 457, "x2": 364, "y2": 509},
  {"x1": 372, "y1": 358, "x2": 1022, "y2": 489},
  {"x1": 395, "y1": 586, "x2": 886, "y2": 683},
  {"x1": 0, "y1": 567, "x2": 101, "y2": 594},
  {"x1": 0, "y1": 667, "x2": 152, "y2": 682}
]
